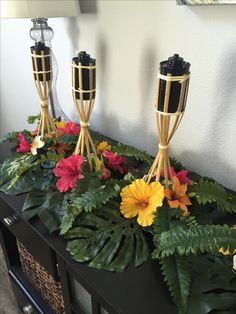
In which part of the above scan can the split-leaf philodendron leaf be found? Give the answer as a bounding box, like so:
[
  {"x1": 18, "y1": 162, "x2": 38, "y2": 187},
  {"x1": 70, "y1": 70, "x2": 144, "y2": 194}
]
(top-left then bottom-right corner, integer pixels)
[{"x1": 65, "y1": 204, "x2": 150, "y2": 272}]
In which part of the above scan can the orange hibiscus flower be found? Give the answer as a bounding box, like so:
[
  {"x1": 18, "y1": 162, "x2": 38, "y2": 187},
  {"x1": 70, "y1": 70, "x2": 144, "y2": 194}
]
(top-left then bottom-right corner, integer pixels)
[
  {"x1": 164, "y1": 176, "x2": 192, "y2": 216},
  {"x1": 49, "y1": 142, "x2": 71, "y2": 156}
]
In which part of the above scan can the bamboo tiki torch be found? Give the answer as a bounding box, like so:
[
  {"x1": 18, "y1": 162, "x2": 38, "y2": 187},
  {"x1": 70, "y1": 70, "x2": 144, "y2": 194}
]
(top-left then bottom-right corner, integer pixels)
[
  {"x1": 72, "y1": 51, "x2": 97, "y2": 169},
  {"x1": 145, "y1": 54, "x2": 191, "y2": 187},
  {"x1": 31, "y1": 42, "x2": 56, "y2": 138}
]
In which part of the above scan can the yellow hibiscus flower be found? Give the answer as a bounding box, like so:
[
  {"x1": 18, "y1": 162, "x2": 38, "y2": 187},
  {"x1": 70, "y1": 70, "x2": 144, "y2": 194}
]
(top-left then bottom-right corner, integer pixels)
[
  {"x1": 120, "y1": 179, "x2": 164, "y2": 227},
  {"x1": 96, "y1": 141, "x2": 111, "y2": 153}
]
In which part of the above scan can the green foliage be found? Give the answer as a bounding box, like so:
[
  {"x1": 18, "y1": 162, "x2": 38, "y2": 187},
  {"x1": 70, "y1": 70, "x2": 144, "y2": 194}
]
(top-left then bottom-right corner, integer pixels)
[
  {"x1": 160, "y1": 255, "x2": 191, "y2": 314},
  {"x1": 112, "y1": 143, "x2": 153, "y2": 164},
  {"x1": 153, "y1": 206, "x2": 191, "y2": 313},
  {"x1": 0, "y1": 153, "x2": 40, "y2": 189},
  {"x1": 0, "y1": 131, "x2": 19, "y2": 144},
  {"x1": 0, "y1": 168, "x2": 35, "y2": 195},
  {"x1": 153, "y1": 225, "x2": 236, "y2": 259},
  {"x1": 60, "y1": 211, "x2": 76, "y2": 236},
  {"x1": 0, "y1": 150, "x2": 59, "y2": 194},
  {"x1": 1, "y1": 126, "x2": 236, "y2": 313},
  {"x1": 70, "y1": 179, "x2": 127, "y2": 213},
  {"x1": 57, "y1": 134, "x2": 78, "y2": 145},
  {"x1": 60, "y1": 178, "x2": 128, "y2": 235},
  {"x1": 27, "y1": 114, "x2": 41, "y2": 124},
  {"x1": 0, "y1": 129, "x2": 33, "y2": 144},
  {"x1": 189, "y1": 179, "x2": 236, "y2": 214},
  {"x1": 65, "y1": 204, "x2": 150, "y2": 271},
  {"x1": 90, "y1": 130, "x2": 115, "y2": 145},
  {"x1": 22, "y1": 189, "x2": 65, "y2": 232},
  {"x1": 169, "y1": 157, "x2": 184, "y2": 172},
  {"x1": 45, "y1": 151, "x2": 63, "y2": 162},
  {"x1": 153, "y1": 205, "x2": 184, "y2": 235},
  {"x1": 188, "y1": 254, "x2": 236, "y2": 313},
  {"x1": 70, "y1": 172, "x2": 102, "y2": 194}
]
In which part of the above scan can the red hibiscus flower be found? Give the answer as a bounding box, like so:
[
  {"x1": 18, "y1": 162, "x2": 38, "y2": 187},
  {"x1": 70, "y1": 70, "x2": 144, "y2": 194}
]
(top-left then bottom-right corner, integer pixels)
[
  {"x1": 57, "y1": 121, "x2": 80, "y2": 136},
  {"x1": 169, "y1": 167, "x2": 192, "y2": 185},
  {"x1": 16, "y1": 133, "x2": 31, "y2": 153},
  {"x1": 53, "y1": 154, "x2": 83, "y2": 192},
  {"x1": 102, "y1": 150, "x2": 125, "y2": 173}
]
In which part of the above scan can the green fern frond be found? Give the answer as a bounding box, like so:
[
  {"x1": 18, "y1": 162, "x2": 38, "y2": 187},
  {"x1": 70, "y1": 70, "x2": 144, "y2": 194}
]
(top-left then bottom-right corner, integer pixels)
[
  {"x1": 68, "y1": 179, "x2": 127, "y2": 214},
  {"x1": 0, "y1": 131, "x2": 19, "y2": 144},
  {"x1": 160, "y1": 255, "x2": 191, "y2": 314},
  {"x1": 153, "y1": 206, "x2": 184, "y2": 236},
  {"x1": 153, "y1": 225, "x2": 236, "y2": 259},
  {"x1": 60, "y1": 211, "x2": 77, "y2": 235},
  {"x1": 183, "y1": 215, "x2": 199, "y2": 228},
  {"x1": 189, "y1": 179, "x2": 236, "y2": 214},
  {"x1": 112, "y1": 143, "x2": 153, "y2": 164}
]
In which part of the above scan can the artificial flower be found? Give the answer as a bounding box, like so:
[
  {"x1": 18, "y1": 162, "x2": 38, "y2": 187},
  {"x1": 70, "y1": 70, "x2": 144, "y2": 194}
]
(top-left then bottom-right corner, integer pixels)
[
  {"x1": 164, "y1": 176, "x2": 192, "y2": 216},
  {"x1": 218, "y1": 247, "x2": 236, "y2": 255},
  {"x1": 56, "y1": 121, "x2": 80, "y2": 136},
  {"x1": 103, "y1": 150, "x2": 125, "y2": 173},
  {"x1": 16, "y1": 133, "x2": 31, "y2": 153},
  {"x1": 101, "y1": 168, "x2": 111, "y2": 181},
  {"x1": 53, "y1": 154, "x2": 83, "y2": 192},
  {"x1": 120, "y1": 179, "x2": 164, "y2": 227},
  {"x1": 96, "y1": 141, "x2": 111, "y2": 153},
  {"x1": 169, "y1": 167, "x2": 192, "y2": 185},
  {"x1": 55, "y1": 121, "x2": 66, "y2": 129},
  {"x1": 219, "y1": 225, "x2": 236, "y2": 255},
  {"x1": 31, "y1": 136, "x2": 45, "y2": 155},
  {"x1": 31, "y1": 128, "x2": 38, "y2": 136},
  {"x1": 48, "y1": 142, "x2": 71, "y2": 156}
]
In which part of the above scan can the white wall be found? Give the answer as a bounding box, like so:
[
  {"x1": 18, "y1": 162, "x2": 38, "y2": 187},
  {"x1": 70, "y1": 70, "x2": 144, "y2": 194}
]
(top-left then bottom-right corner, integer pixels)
[{"x1": 1, "y1": 0, "x2": 236, "y2": 190}]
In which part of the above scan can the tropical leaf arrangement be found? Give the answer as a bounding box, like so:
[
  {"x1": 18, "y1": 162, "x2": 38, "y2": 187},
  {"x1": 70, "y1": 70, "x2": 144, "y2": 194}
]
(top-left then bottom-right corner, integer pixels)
[{"x1": 0, "y1": 116, "x2": 236, "y2": 314}]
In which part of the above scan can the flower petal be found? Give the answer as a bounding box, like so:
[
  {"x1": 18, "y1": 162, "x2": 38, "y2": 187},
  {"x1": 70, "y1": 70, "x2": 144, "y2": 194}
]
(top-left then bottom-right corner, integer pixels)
[{"x1": 137, "y1": 210, "x2": 155, "y2": 227}]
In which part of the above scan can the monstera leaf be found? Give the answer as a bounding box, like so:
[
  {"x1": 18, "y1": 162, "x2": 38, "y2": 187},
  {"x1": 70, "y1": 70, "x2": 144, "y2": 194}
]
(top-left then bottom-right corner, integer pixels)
[
  {"x1": 65, "y1": 204, "x2": 150, "y2": 272},
  {"x1": 22, "y1": 189, "x2": 65, "y2": 233}
]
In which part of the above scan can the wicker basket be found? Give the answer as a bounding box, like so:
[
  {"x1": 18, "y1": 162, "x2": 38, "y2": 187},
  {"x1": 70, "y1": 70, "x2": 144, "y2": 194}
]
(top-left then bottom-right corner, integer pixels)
[{"x1": 17, "y1": 240, "x2": 65, "y2": 314}]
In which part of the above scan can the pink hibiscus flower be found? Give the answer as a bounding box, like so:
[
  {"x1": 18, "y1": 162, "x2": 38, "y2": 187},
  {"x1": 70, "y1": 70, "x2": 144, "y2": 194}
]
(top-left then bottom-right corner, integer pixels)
[
  {"x1": 169, "y1": 167, "x2": 191, "y2": 185},
  {"x1": 16, "y1": 133, "x2": 31, "y2": 153},
  {"x1": 57, "y1": 121, "x2": 80, "y2": 136},
  {"x1": 53, "y1": 154, "x2": 83, "y2": 192},
  {"x1": 102, "y1": 150, "x2": 125, "y2": 173}
]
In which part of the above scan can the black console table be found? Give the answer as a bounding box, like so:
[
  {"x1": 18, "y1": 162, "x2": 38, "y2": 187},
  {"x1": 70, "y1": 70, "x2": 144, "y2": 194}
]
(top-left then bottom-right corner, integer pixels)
[{"x1": 0, "y1": 143, "x2": 176, "y2": 314}]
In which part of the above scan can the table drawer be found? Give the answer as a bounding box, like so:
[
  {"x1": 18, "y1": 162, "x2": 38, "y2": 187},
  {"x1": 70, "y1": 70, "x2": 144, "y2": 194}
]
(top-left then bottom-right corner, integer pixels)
[
  {"x1": 0, "y1": 198, "x2": 58, "y2": 280},
  {"x1": 9, "y1": 267, "x2": 53, "y2": 314}
]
